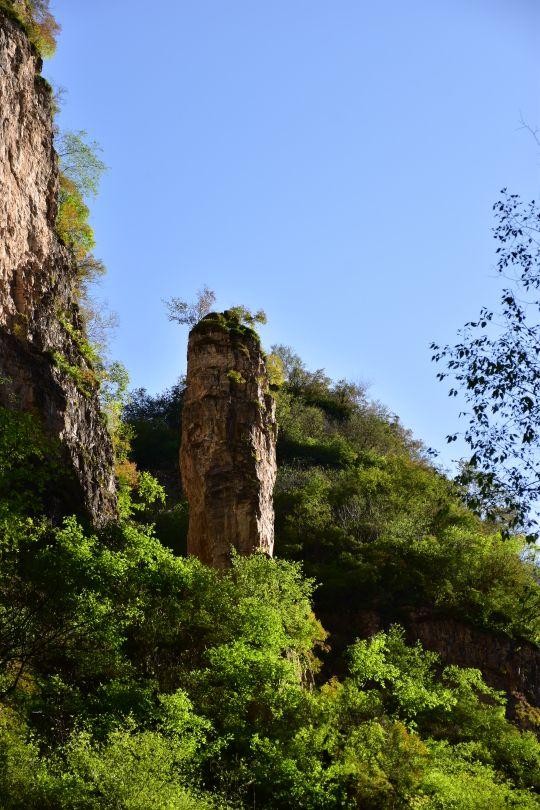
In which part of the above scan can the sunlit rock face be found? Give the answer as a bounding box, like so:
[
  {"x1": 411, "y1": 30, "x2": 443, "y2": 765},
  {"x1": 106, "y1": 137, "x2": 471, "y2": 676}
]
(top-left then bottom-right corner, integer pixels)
[
  {"x1": 180, "y1": 313, "x2": 277, "y2": 567},
  {"x1": 0, "y1": 11, "x2": 116, "y2": 525}
]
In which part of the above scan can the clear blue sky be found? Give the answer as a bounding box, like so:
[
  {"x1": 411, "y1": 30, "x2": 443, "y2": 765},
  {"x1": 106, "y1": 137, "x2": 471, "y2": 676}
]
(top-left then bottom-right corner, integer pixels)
[{"x1": 46, "y1": 0, "x2": 539, "y2": 463}]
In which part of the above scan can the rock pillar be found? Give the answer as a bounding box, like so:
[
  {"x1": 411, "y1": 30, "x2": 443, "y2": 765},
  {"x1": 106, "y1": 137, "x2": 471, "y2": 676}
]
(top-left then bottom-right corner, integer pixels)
[{"x1": 180, "y1": 312, "x2": 277, "y2": 567}]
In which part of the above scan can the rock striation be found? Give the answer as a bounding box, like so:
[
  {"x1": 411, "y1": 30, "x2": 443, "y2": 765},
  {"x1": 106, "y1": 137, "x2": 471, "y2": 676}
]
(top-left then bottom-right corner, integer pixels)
[
  {"x1": 0, "y1": 11, "x2": 116, "y2": 525},
  {"x1": 180, "y1": 312, "x2": 277, "y2": 567}
]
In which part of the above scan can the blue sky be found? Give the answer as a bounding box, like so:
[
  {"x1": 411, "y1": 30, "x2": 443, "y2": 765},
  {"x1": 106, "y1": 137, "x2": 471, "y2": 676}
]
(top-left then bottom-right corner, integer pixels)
[{"x1": 46, "y1": 0, "x2": 539, "y2": 463}]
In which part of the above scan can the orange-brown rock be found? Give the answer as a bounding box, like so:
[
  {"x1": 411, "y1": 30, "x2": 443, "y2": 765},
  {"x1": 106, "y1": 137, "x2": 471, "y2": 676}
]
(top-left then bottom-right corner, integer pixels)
[
  {"x1": 180, "y1": 312, "x2": 277, "y2": 567},
  {"x1": 0, "y1": 11, "x2": 116, "y2": 524}
]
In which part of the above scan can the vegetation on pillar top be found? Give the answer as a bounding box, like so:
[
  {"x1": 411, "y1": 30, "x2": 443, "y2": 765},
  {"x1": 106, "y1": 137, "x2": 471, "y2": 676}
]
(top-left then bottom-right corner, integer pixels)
[
  {"x1": 165, "y1": 286, "x2": 268, "y2": 344},
  {"x1": 165, "y1": 289, "x2": 285, "y2": 389},
  {"x1": 191, "y1": 310, "x2": 263, "y2": 344}
]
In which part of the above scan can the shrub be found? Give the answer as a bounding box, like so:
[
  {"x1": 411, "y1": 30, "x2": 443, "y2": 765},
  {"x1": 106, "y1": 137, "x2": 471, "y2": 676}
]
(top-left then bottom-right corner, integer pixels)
[
  {"x1": 0, "y1": 408, "x2": 66, "y2": 517},
  {"x1": 0, "y1": 0, "x2": 59, "y2": 58},
  {"x1": 56, "y1": 175, "x2": 96, "y2": 262}
]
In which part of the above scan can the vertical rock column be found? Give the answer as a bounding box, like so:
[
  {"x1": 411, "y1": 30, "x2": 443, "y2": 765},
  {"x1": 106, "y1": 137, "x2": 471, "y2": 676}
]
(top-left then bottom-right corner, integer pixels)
[
  {"x1": 0, "y1": 11, "x2": 116, "y2": 525},
  {"x1": 180, "y1": 312, "x2": 277, "y2": 567}
]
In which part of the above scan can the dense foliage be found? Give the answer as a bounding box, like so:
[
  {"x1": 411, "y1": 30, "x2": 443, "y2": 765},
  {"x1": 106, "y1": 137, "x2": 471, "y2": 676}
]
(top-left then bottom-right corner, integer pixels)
[
  {"x1": 0, "y1": 0, "x2": 58, "y2": 57},
  {"x1": 272, "y1": 349, "x2": 539, "y2": 653},
  {"x1": 0, "y1": 389, "x2": 538, "y2": 807},
  {"x1": 0, "y1": 432, "x2": 538, "y2": 807},
  {"x1": 125, "y1": 347, "x2": 540, "y2": 648}
]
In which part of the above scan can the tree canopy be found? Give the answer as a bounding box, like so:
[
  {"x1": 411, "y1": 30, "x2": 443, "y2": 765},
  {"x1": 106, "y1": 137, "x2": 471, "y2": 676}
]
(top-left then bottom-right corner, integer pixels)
[{"x1": 432, "y1": 190, "x2": 540, "y2": 538}]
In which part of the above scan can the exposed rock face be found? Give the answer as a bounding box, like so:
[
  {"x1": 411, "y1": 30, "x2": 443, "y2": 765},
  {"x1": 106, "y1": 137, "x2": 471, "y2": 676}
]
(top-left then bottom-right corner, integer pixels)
[
  {"x1": 0, "y1": 11, "x2": 116, "y2": 525},
  {"x1": 320, "y1": 607, "x2": 540, "y2": 721},
  {"x1": 406, "y1": 611, "x2": 540, "y2": 713},
  {"x1": 180, "y1": 312, "x2": 277, "y2": 567}
]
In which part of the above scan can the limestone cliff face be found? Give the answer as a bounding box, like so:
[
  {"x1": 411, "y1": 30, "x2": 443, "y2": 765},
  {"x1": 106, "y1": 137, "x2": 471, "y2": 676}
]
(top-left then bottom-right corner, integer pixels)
[
  {"x1": 180, "y1": 313, "x2": 277, "y2": 567},
  {"x1": 0, "y1": 11, "x2": 116, "y2": 525}
]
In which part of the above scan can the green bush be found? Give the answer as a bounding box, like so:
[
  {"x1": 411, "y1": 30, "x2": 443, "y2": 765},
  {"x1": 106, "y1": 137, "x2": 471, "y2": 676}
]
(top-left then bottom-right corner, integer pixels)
[
  {"x1": 0, "y1": 407, "x2": 71, "y2": 517},
  {"x1": 0, "y1": 502, "x2": 537, "y2": 807},
  {"x1": 0, "y1": 0, "x2": 59, "y2": 58},
  {"x1": 0, "y1": 709, "x2": 227, "y2": 809}
]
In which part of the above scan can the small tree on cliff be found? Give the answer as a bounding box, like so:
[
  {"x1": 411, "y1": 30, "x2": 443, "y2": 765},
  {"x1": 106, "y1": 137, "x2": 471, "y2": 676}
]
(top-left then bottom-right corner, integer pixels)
[
  {"x1": 56, "y1": 131, "x2": 107, "y2": 266},
  {"x1": 25, "y1": 0, "x2": 57, "y2": 53},
  {"x1": 57, "y1": 131, "x2": 107, "y2": 198},
  {"x1": 227, "y1": 305, "x2": 267, "y2": 327},
  {"x1": 164, "y1": 286, "x2": 217, "y2": 326}
]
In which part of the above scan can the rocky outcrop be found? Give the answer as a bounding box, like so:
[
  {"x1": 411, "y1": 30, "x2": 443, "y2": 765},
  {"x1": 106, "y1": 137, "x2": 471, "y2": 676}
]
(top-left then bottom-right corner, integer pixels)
[
  {"x1": 319, "y1": 607, "x2": 540, "y2": 720},
  {"x1": 180, "y1": 312, "x2": 277, "y2": 567},
  {"x1": 0, "y1": 11, "x2": 116, "y2": 525},
  {"x1": 405, "y1": 610, "x2": 540, "y2": 716}
]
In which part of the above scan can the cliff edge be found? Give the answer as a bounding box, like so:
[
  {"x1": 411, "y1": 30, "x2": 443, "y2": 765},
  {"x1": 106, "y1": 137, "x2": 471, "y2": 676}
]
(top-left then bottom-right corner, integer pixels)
[{"x1": 0, "y1": 11, "x2": 116, "y2": 525}]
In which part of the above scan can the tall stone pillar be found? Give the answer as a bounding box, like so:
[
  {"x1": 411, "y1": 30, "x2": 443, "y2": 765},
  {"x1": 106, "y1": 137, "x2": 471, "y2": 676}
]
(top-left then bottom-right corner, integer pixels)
[{"x1": 180, "y1": 312, "x2": 277, "y2": 567}]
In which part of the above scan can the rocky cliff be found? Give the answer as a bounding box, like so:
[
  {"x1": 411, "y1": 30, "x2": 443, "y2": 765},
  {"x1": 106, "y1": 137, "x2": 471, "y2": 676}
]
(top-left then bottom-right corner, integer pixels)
[
  {"x1": 320, "y1": 607, "x2": 540, "y2": 724},
  {"x1": 180, "y1": 312, "x2": 277, "y2": 567},
  {"x1": 0, "y1": 11, "x2": 116, "y2": 525}
]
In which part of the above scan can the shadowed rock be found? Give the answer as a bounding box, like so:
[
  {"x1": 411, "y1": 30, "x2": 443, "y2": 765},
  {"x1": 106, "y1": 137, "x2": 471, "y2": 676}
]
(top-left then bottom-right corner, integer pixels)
[
  {"x1": 180, "y1": 312, "x2": 277, "y2": 567},
  {"x1": 319, "y1": 606, "x2": 540, "y2": 725}
]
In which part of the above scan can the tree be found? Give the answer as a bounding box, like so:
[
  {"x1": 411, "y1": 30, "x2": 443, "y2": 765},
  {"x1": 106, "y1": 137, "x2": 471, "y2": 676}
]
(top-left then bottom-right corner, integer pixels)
[
  {"x1": 164, "y1": 286, "x2": 216, "y2": 326},
  {"x1": 56, "y1": 132, "x2": 106, "y2": 265},
  {"x1": 431, "y1": 190, "x2": 540, "y2": 536},
  {"x1": 56, "y1": 131, "x2": 107, "y2": 198}
]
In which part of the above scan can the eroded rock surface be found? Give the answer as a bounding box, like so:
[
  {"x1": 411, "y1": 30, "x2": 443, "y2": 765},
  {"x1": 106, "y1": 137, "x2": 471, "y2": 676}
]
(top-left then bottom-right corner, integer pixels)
[
  {"x1": 180, "y1": 312, "x2": 277, "y2": 567},
  {"x1": 0, "y1": 11, "x2": 116, "y2": 525}
]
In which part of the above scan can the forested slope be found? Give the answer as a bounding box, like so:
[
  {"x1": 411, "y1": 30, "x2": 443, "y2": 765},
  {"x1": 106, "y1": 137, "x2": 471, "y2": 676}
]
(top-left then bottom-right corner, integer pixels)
[
  {"x1": 126, "y1": 347, "x2": 540, "y2": 670},
  {"x1": 2, "y1": 375, "x2": 540, "y2": 807}
]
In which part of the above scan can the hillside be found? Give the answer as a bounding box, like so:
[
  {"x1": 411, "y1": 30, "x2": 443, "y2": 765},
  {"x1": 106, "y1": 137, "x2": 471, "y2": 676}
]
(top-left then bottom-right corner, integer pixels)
[{"x1": 126, "y1": 346, "x2": 540, "y2": 706}]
